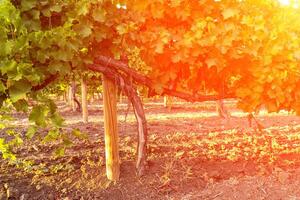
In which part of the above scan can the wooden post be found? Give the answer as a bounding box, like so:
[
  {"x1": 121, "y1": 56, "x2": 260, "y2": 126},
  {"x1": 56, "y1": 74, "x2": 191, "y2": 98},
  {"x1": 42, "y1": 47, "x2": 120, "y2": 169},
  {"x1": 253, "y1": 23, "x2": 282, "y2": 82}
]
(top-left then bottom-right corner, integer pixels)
[
  {"x1": 119, "y1": 91, "x2": 123, "y2": 104},
  {"x1": 216, "y1": 99, "x2": 231, "y2": 125},
  {"x1": 68, "y1": 86, "x2": 73, "y2": 106},
  {"x1": 164, "y1": 96, "x2": 167, "y2": 108},
  {"x1": 71, "y1": 81, "x2": 76, "y2": 111},
  {"x1": 63, "y1": 91, "x2": 67, "y2": 102},
  {"x1": 103, "y1": 76, "x2": 120, "y2": 181},
  {"x1": 164, "y1": 96, "x2": 172, "y2": 110},
  {"x1": 97, "y1": 92, "x2": 102, "y2": 100},
  {"x1": 81, "y1": 77, "x2": 88, "y2": 123},
  {"x1": 91, "y1": 92, "x2": 95, "y2": 103}
]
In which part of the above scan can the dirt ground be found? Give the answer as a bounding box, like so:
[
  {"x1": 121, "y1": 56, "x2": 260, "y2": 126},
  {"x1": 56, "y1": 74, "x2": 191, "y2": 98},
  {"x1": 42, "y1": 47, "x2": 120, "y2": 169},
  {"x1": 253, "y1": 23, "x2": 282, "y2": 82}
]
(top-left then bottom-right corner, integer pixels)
[{"x1": 1, "y1": 99, "x2": 300, "y2": 200}]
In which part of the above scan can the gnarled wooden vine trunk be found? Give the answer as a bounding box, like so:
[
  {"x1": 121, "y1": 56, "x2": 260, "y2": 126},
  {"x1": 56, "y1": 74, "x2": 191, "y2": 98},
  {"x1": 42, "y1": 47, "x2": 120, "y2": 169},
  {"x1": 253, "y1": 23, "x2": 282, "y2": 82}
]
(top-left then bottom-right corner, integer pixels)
[
  {"x1": 87, "y1": 55, "x2": 235, "y2": 179},
  {"x1": 89, "y1": 63, "x2": 148, "y2": 177}
]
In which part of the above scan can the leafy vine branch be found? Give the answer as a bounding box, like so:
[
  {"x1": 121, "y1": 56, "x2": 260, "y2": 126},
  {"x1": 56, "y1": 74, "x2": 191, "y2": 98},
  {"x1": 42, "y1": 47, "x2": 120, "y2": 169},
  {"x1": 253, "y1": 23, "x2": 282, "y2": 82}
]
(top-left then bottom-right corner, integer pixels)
[{"x1": 93, "y1": 55, "x2": 236, "y2": 102}]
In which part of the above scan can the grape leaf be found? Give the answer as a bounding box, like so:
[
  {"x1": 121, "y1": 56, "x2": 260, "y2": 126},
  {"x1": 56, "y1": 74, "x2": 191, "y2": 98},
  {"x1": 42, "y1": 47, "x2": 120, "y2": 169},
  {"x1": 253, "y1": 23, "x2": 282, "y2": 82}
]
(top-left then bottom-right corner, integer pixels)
[
  {"x1": 21, "y1": 0, "x2": 37, "y2": 11},
  {"x1": 26, "y1": 126, "x2": 37, "y2": 139},
  {"x1": 92, "y1": 7, "x2": 106, "y2": 22},
  {"x1": 8, "y1": 80, "x2": 31, "y2": 103},
  {"x1": 29, "y1": 105, "x2": 48, "y2": 127},
  {"x1": 222, "y1": 8, "x2": 238, "y2": 20}
]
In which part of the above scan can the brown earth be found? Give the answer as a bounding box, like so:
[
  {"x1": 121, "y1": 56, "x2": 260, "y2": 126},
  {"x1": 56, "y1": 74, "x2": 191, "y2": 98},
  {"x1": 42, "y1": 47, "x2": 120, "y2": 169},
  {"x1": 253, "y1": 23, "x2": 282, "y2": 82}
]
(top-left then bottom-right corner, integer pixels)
[{"x1": 1, "y1": 99, "x2": 300, "y2": 200}]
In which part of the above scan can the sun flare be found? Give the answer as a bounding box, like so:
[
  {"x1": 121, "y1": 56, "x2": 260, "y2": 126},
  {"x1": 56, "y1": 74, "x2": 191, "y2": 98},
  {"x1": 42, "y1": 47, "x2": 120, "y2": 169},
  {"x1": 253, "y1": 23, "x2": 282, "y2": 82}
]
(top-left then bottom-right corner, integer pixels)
[
  {"x1": 278, "y1": 0, "x2": 291, "y2": 5},
  {"x1": 278, "y1": 0, "x2": 300, "y2": 8}
]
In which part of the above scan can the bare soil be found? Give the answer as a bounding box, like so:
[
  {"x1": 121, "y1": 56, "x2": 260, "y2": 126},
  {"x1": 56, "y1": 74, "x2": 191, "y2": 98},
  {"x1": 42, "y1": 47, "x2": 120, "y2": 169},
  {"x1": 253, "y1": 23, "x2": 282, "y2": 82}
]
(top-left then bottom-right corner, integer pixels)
[{"x1": 1, "y1": 99, "x2": 300, "y2": 200}]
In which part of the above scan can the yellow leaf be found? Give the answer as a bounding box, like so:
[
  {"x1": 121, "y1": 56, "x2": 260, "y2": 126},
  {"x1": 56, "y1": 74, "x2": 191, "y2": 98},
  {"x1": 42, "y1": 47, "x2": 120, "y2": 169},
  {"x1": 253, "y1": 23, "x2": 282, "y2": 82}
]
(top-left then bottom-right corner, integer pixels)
[
  {"x1": 155, "y1": 43, "x2": 164, "y2": 54},
  {"x1": 116, "y1": 24, "x2": 128, "y2": 35},
  {"x1": 175, "y1": 151, "x2": 184, "y2": 158},
  {"x1": 92, "y1": 7, "x2": 107, "y2": 22},
  {"x1": 170, "y1": 0, "x2": 182, "y2": 7},
  {"x1": 205, "y1": 58, "x2": 218, "y2": 68},
  {"x1": 222, "y1": 8, "x2": 238, "y2": 20},
  {"x1": 293, "y1": 50, "x2": 300, "y2": 60}
]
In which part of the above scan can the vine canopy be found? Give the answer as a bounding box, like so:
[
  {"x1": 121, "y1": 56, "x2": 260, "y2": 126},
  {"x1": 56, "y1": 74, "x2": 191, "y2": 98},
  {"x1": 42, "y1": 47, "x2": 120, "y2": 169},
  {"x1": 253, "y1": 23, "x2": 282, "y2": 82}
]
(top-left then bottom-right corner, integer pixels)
[{"x1": 0, "y1": 0, "x2": 300, "y2": 114}]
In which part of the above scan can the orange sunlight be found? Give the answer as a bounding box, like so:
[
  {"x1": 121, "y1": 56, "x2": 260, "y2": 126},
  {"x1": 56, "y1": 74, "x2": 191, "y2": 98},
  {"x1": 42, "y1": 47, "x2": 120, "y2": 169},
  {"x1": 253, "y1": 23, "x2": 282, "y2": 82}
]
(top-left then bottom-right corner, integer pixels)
[
  {"x1": 278, "y1": 0, "x2": 291, "y2": 5},
  {"x1": 278, "y1": 0, "x2": 300, "y2": 8}
]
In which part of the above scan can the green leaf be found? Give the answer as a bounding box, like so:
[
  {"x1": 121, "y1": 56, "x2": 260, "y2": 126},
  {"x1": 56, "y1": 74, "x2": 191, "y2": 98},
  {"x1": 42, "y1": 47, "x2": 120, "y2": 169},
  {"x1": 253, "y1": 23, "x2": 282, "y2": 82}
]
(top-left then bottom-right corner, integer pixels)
[
  {"x1": 0, "y1": 94, "x2": 6, "y2": 107},
  {"x1": 48, "y1": 99, "x2": 57, "y2": 114},
  {"x1": 26, "y1": 126, "x2": 37, "y2": 139},
  {"x1": 0, "y1": 41, "x2": 13, "y2": 56},
  {"x1": 80, "y1": 48, "x2": 88, "y2": 54},
  {"x1": 21, "y1": 0, "x2": 37, "y2": 11},
  {"x1": 51, "y1": 112, "x2": 64, "y2": 127},
  {"x1": 0, "y1": 60, "x2": 17, "y2": 75},
  {"x1": 0, "y1": 123, "x2": 5, "y2": 130},
  {"x1": 62, "y1": 135, "x2": 73, "y2": 147},
  {"x1": 25, "y1": 19, "x2": 41, "y2": 31},
  {"x1": 0, "y1": 138, "x2": 7, "y2": 151},
  {"x1": 9, "y1": 80, "x2": 31, "y2": 103},
  {"x1": 36, "y1": 50, "x2": 50, "y2": 63},
  {"x1": 0, "y1": 82, "x2": 6, "y2": 93},
  {"x1": 50, "y1": 4, "x2": 62, "y2": 12},
  {"x1": 29, "y1": 9, "x2": 40, "y2": 20},
  {"x1": 71, "y1": 129, "x2": 88, "y2": 140},
  {"x1": 48, "y1": 60, "x2": 71, "y2": 75},
  {"x1": 8, "y1": 136, "x2": 23, "y2": 147},
  {"x1": 29, "y1": 105, "x2": 48, "y2": 126},
  {"x1": 41, "y1": 7, "x2": 51, "y2": 17},
  {"x1": 54, "y1": 146, "x2": 65, "y2": 157},
  {"x1": 77, "y1": 1, "x2": 90, "y2": 16},
  {"x1": 0, "y1": 114, "x2": 13, "y2": 121},
  {"x1": 43, "y1": 129, "x2": 60, "y2": 143},
  {"x1": 73, "y1": 23, "x2": 92, "y2": 38},
  {"x1": 13, "y1": 99, "x2": 28, "y2": 112},
  {"x1": 51, "y1": 49, "x2": 74, "y2": 62}
]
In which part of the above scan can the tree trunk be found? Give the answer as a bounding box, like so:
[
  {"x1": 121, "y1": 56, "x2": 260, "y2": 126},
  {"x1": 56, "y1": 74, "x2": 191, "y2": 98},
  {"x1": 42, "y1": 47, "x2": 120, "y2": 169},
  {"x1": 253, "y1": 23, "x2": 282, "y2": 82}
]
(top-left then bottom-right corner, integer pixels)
[
  {"x1": 81, "y1": 77, "x2": 88, "y2": 123},
  {"x1": 103, "y1": 76, "x2": 120, "y2": 181}
]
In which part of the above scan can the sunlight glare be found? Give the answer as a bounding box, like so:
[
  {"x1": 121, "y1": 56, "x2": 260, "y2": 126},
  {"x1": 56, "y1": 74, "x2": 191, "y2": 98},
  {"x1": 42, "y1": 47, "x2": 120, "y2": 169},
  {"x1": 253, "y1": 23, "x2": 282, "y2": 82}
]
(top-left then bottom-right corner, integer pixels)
[
  {"x1": 278, "y1": 0, "x2": 291, "y2": 5},
  {"x1": 277, "y1": 0, "x2": 300, "y2": 8}
]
